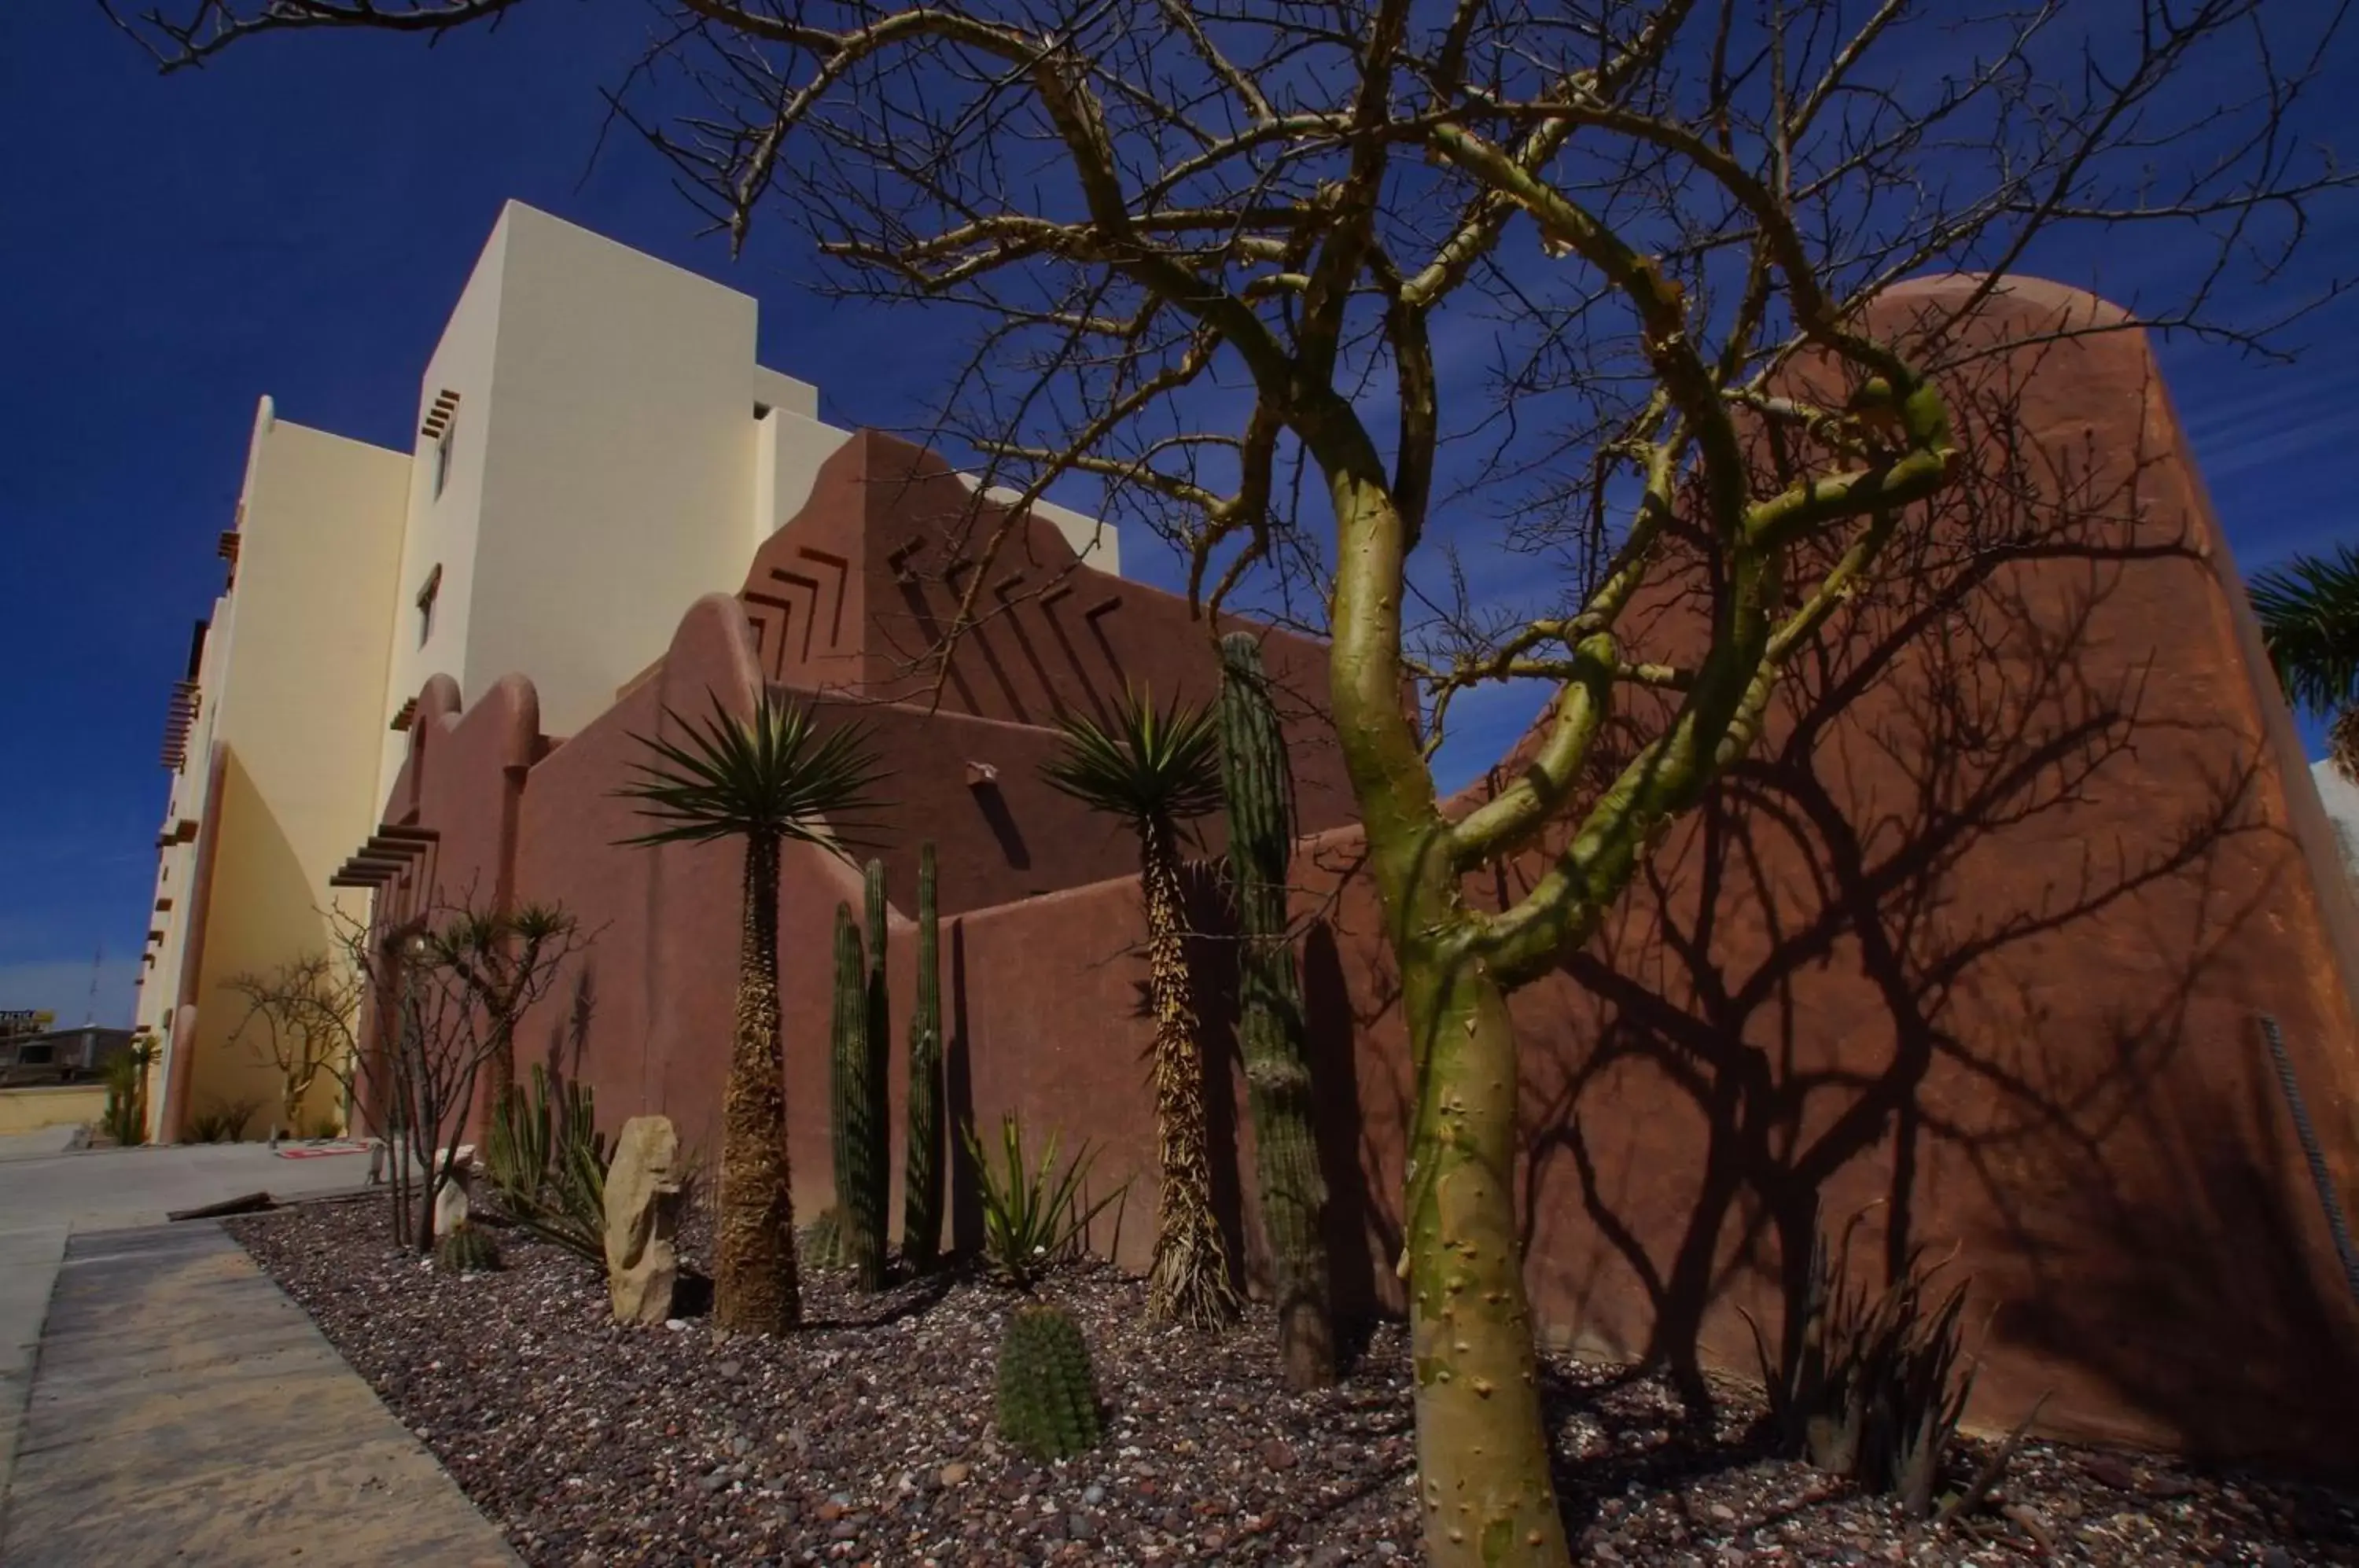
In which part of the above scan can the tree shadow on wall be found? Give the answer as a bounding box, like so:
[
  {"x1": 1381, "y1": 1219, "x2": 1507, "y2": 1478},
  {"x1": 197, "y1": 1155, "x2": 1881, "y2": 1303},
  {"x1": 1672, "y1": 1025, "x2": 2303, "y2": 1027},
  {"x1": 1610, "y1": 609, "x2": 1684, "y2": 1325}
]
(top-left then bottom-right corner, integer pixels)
[
  {"x1": 1487, "y1": 353, "x2": 2357, "y2": 1470},
  {"x1": 1301, "y1": 918, "x2": 1392, "y2": 1360},
  {"x1": 946, "y1": 919, "x2": 984, "y2": 1259},
  {"x1": 1182, "y1": 861, "x2": 1255, "y2": 1296},
  {"x1": 535, "y1": 966, "x2": 596, "y2": 1086},
  {"x1": 1986, "y1": 1003, "x2": 2359, "y2": 1485}
]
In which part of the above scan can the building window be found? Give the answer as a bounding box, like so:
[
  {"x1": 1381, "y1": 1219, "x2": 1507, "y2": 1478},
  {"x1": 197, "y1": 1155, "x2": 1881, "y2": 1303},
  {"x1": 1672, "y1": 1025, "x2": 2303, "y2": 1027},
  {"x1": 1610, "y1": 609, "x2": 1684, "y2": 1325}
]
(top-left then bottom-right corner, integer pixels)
[
  {"x1": 416, "y1": 564, "x2": 443, "y2": 648},
  {"x1": 420, "y1": 388, "x2": 462, "y2": 502}
]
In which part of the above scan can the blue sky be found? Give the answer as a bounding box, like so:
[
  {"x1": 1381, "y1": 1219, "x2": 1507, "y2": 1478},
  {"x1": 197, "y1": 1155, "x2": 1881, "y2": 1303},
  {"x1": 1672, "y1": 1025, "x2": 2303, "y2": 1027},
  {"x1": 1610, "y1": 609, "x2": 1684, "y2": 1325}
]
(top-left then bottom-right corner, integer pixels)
[{"x1": 2, "y1": 4, "x2": 2353, "y2": 1025}]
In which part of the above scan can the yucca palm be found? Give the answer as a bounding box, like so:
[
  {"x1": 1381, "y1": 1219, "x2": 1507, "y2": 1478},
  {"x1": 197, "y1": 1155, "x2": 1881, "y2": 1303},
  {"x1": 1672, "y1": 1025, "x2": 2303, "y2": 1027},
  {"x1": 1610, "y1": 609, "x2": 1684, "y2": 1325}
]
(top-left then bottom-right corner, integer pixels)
[
  {"x1": 619, "y1": 688, "x2": 886, "y2": 1334},
  {"x1": 1041, "y1": 686, "x2": 1238, "y2": 1327},
  {"x1": 2251, "y1": 542, "x2": 2359, "y2": 782}
]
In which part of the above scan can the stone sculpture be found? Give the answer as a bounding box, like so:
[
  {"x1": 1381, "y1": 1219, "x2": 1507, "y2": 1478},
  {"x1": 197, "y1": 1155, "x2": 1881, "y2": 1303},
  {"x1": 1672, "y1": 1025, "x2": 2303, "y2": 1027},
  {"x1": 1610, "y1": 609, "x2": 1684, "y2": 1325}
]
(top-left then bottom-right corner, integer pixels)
[{"x1": 604, "y1": 1114, "x2": 683, "y2": 1324}]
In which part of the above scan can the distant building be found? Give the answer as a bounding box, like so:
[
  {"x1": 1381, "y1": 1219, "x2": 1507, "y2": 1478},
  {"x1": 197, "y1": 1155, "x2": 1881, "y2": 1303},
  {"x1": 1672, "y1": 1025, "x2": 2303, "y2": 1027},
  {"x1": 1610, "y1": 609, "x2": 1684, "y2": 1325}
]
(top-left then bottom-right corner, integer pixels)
[
  {"x1": 0, "y1": 1010, "x2": 53, "y2": 1048},
  {"x1": 0, "y1": 1025, "x2": 138, "y2": 1088},
  {"x1": 134, "y1": 201, "x2": 1119, "y2": 1141}
]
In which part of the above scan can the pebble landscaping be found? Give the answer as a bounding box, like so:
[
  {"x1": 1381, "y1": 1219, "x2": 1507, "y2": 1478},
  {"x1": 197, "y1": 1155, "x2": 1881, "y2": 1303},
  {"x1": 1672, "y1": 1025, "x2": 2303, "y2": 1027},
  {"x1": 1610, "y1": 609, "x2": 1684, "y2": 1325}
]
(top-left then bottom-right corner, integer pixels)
[{"x1": 229, "y1": 1198, "x2": 2359, "y2": 1566}]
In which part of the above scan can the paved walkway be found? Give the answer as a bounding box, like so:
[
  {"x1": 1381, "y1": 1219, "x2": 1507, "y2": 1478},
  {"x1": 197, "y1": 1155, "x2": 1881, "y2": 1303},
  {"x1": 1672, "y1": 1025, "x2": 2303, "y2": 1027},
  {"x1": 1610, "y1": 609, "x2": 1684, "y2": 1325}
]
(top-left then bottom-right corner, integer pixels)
[
  {"x1": 0, "y1": 1143, "x2": 517, "y2": 1566},
  {"x1": 0, "y1": 1140, "x2": 373, "y2": 1506},
  {"x1": 0, "y1": 1128, "x2": 84, "y2": 1164}
]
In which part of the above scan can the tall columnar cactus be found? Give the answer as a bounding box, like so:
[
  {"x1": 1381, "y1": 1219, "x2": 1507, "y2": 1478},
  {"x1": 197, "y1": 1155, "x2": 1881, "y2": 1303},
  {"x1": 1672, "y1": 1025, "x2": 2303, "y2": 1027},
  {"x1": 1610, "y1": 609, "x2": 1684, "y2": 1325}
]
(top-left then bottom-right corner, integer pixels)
[
  {"x1": 995, "y1": 1302, "x2": 1105, "y2": 1460},
  {"x1": 848, "y1": 864, "x2": 892, "y2": 1290},
  {"x1": 829, "y1": 903, "x2": 886, "y2": 1288},
  {"x1": 902, "y1": 842, "x2": 946, "y2": 1272},
  {"x1": 1216, "y1": 631, "x2": 1336, "y2": 1389}
]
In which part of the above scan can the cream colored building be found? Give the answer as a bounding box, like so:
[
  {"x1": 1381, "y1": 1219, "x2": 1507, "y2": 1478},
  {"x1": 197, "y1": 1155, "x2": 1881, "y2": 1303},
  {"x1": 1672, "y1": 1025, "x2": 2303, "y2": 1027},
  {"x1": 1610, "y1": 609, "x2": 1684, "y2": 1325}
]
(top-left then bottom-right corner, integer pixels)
[
  {"x1": 135, "y1": 200, "x2": 1118, "y2": 1141},
  {"x1": 136, "y1": 404, "x2": 408, "y2": 1139}
]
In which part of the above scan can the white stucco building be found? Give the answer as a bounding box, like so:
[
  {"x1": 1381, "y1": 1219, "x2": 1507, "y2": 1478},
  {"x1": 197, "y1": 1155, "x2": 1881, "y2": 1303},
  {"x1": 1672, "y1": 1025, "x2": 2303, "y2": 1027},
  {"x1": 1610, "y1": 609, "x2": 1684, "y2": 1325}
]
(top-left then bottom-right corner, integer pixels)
[{"x1": 134, "y1": 200, "x2": 1117, "y2": 1139}]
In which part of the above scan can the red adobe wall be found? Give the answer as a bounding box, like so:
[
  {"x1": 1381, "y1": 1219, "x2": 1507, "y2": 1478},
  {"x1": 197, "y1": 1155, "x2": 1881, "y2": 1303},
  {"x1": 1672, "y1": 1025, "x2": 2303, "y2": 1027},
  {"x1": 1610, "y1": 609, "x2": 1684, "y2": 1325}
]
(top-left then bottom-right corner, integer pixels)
[
  {"x1": 359, "y1": 277, "x2": 2359, "y2": 1477},
  {"x1": 731, "y1": 432, "x2": 1361, "y2": 911},
  {"x1": 381, "y1": 672, "x2": 538, "y2": 910},
  {"x1": 1411, "y1": 274, "x2": 2359, "y2": 1470}
]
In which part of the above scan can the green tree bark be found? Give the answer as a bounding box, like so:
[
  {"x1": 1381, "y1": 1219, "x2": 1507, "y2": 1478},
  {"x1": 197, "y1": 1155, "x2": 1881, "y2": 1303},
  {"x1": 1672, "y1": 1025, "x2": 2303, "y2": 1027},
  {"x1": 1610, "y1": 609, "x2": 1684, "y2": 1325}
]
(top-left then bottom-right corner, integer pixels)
[{"x1": 1316, "y1": 429, "x2": 1570, "y2": 1561}]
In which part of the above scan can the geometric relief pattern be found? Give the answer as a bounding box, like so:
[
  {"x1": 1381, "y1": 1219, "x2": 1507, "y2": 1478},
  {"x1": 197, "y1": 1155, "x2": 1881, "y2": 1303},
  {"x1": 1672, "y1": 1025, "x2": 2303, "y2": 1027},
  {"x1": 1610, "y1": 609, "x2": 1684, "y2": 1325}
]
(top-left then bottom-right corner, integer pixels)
[{"x1": 742, "y1": 546, "x2": 854, "y2": 685}]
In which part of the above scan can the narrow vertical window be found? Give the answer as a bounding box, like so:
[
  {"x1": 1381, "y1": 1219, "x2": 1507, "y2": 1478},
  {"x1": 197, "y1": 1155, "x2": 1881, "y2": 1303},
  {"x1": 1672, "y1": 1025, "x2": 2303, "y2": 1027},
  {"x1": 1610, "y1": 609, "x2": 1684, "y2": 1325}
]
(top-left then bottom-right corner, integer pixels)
[
  {"x1": 416, "y1": 564, "x2": 442, "y2": 649},
  {"x1": 420, "y1": 388, "x2": 462, "y2": 502}
]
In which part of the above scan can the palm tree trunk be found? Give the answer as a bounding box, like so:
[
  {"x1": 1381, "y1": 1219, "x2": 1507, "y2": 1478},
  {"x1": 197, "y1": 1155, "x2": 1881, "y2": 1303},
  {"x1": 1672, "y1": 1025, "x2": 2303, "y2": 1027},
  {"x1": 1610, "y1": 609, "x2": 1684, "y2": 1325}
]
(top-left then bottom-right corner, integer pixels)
[
  {"x1": 1139, "y1": 819, "x2": 1238, "y2": 1327},
  {"x1": 2331, "y1": 704, "x2": 2359, "y2": 784},
  {"x1": 714, "y1": 828, "x2": 800, "y2": 1333}
]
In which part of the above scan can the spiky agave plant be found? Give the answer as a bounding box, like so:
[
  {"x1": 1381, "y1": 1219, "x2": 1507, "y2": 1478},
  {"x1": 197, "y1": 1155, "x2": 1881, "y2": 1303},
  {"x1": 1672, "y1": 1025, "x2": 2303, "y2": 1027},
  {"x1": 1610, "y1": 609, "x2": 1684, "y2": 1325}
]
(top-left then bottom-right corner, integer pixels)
[
  {"x1": 1040, "y1": 686, "x2": 1237, "y2": 1327},
  {"x1": 618, "y1": 687, "x2": 886, "y2": 1334},
  {"x1": 2251, "y1": 541, "x2": 2359, "y2": 782}
]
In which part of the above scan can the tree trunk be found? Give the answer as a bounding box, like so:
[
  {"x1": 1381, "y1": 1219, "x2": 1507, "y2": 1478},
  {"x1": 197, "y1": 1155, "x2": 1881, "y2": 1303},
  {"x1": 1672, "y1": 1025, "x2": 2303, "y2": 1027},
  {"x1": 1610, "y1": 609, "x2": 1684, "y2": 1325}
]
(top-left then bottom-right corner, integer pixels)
[
  {"x1": 714, "y1": 830, "x2": 800, "y2": 1333},
  {"x1": 2331, "y1": 703, "x2": 2359, "y2": 784},
  {"x1": 1312, "y1": 433, "x2": 1571, "y2": 1565},
  {"x1": 414, "y1": 1139, "x2": 443, "y2": 1255},
  {"x1": 1399, "y1": 938, "x2": 1569, "y2": 1565},
  {"x1": 415, "y1": 1181, "x2": 436, "y2": 1255},
  {"x1": 1138, "y1": 820, "x2": 1238, "y2": 1327},
  {"x1": 487, "y1": 1018, "x2": 517, "y2": 1129}
]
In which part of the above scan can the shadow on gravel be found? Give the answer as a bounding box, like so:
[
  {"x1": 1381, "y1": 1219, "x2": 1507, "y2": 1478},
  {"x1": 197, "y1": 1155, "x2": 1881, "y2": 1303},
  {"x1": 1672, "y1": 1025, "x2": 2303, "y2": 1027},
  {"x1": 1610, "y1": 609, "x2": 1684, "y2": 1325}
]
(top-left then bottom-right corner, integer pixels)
[{"x1": 796, "y1": 1268, "x2": 960, "y2": 1332}]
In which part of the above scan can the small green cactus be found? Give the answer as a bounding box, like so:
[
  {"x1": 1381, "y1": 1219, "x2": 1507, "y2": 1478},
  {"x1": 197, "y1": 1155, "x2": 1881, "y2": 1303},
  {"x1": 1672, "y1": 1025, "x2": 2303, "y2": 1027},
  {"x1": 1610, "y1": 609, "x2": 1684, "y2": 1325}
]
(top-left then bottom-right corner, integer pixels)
[
  {"x1": 799, "y1": 1205, "x2": 848, "y2": 1270},
  {"x1": 995, "y1": 1302, "x2": 1104, "y2": 1461},
  {"x1": 433, "y1": 1221, "x2": 502, "y2": 1275}
]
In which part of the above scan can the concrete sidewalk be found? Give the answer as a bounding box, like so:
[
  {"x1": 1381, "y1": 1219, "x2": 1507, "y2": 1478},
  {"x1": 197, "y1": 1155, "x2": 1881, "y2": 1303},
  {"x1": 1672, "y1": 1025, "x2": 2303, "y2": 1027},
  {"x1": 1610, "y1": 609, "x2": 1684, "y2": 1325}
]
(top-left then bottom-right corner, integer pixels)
[
  {"x1": 0, "y1": 1128, "x2": 84, "y2": 1164},
  {"x1": 0, "y1": 1142, "x2": 514, "y2": 1565},
  {"x1": 0, "y1": 1140, "x2": 372, "y2": 1232},
  {"x1": 0, "y1": 1141, "x2": 374, "y2": 1511},
  {"x1": 0, "y1": 1220, "x2": 68, "y2": 1521},
  {"x1": 0, "y1": 1222, "x2": 517, "y2": 1566}
]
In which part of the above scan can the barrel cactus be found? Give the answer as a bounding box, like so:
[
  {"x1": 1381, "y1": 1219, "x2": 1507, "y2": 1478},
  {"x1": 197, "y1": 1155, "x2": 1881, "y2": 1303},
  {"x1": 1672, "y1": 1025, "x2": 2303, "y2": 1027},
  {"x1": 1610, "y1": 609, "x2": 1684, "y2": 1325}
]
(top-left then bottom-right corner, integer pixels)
[
  {"x1": 995, "y1": 1302, "x2": 1104, "y2": 1461},
  {"x1": 902, "y1": 842, "x2": 945, "y2": 1272},
  {"x1": 1216, "y1": 631, "x2": 1334, "y2": 1389},
  {"x1": 433, "y1": 1221, "x2": 502, "y2": 1275}
]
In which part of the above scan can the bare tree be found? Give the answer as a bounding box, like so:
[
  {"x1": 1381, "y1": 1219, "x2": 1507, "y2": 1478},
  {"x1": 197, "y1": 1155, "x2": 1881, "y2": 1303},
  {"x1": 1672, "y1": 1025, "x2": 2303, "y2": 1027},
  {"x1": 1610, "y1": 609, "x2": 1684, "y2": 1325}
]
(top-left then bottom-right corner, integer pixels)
[
  {"x1": 223, "y1": 951, "x2": 365, "y2": 1137},
  {"x1": 333, "y1": 896, "x2": 588, "y2": 1253},
  {"x1": 109, "y1": 1, "x2": 2354, "y2": 1558}
]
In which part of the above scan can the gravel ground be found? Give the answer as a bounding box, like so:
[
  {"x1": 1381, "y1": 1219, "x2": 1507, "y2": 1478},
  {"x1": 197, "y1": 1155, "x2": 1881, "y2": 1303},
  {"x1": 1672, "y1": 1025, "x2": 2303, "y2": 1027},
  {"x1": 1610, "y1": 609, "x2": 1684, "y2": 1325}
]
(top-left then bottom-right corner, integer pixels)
[{"x1": 228, "y1": 1198, "x2": 2358, "y2": 1567}]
